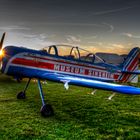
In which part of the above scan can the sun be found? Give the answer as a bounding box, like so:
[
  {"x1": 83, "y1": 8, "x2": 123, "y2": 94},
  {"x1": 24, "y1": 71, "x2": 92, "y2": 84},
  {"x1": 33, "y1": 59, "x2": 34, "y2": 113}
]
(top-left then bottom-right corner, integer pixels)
[{"x1": 0, "y1": 49, "x2": 4, "y2": 56}]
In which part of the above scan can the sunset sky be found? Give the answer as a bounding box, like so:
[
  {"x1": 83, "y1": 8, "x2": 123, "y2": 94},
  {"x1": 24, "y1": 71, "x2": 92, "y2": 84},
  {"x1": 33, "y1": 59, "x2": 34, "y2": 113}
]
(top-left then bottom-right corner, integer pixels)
[{"x1": 0, "y1": 0, "x2": 140, "y2": 54}]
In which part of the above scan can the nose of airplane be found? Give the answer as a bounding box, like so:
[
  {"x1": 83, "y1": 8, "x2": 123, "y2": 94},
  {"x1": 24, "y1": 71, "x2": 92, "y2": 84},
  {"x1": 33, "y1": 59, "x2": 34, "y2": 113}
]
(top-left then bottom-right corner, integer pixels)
[{"x1": 0, "y1": 49, "x2": 4, "y2": 61}]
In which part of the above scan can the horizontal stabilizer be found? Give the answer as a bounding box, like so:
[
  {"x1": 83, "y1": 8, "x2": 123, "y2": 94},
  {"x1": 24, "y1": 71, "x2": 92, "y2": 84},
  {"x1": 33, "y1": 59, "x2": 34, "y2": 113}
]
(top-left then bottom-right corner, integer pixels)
[{"x1": 121, "y1": 70, "x2": 140, "y2": 74}]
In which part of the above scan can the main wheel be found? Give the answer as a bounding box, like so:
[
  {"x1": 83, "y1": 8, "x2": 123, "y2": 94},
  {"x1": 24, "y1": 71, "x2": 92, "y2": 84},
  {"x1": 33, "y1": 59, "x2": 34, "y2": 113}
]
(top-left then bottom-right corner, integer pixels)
[
  {"x1": 40, "y1": 104, "x2": 54, "y2": 117},
  {"x1": 17, "y1": 91, "x2": 26, "y2": 99}
]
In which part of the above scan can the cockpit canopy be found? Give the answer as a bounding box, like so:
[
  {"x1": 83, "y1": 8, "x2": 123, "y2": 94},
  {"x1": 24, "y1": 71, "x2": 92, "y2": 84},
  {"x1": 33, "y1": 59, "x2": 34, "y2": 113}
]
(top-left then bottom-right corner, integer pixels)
[{"x1": 42, "y1": 44, "x2": 104, "y2": 64}]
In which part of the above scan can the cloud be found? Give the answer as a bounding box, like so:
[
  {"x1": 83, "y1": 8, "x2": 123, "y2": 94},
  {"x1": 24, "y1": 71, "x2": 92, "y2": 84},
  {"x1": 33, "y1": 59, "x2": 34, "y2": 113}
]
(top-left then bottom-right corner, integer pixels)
[
  {"x1": 3, "y1": 31, "x2": 57, "y2": 50},
  {"x1": 23, "y1": 34, "x2": 37, "y2": 38},
  {"x1": 103, "y1": 23, "x2": 114, "y2": 32},
  {"x1": 47, "y1": 22, "x2": 102, "y2": 27},
  {"x1": 23, "y1": 34, "x2": 57, "y2": 49},
  {"x1": 39, "y1": 41, "x2": 57, "y2": 47},
  {"x1": 84, "y1": 35, "x2": 97, "y2": 40},
  {"x1": 96, "y1": 43, "x2": 129, "y2": 54},
  {"x1": 107, "y1": 43, "x2": 136, "y2": 54},
  {"x1": 88, "y1": 41, "x2": 103, "y2": 46},
  {"x1": 122, "y1": 32, "x2": 140, "y2": 39},
  {"x1": 92, "y1": 6, "x2": 135, "y2": 16},
  {"x1": 66, "y1": 35, "x2": 81, "y2": 43},
  {"x1": 39, "y1": 33, "x2": 56, "y2": 40},
  {"x1": 23, "y1": 33, "x2": 56, "y2": 41},
  {"x1": 111, "y1": 43, "x2": 125, "y2": 49},
  {"x1": 0, "y1": 25, "x2": 30, "y2": 31}
]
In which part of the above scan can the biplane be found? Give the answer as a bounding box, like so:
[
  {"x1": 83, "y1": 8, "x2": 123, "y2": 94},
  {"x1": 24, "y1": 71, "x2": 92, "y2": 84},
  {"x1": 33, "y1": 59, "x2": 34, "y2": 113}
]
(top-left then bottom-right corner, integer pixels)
[{"x1": 0, "y1": 32, "x2": 140, "y2": 117}]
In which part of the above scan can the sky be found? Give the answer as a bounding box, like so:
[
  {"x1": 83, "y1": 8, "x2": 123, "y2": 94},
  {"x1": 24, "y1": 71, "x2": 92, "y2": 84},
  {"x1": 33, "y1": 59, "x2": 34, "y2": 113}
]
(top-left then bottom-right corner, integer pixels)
[{"x1": 0, "y1": 0, "x2": 140, "y2": 54}]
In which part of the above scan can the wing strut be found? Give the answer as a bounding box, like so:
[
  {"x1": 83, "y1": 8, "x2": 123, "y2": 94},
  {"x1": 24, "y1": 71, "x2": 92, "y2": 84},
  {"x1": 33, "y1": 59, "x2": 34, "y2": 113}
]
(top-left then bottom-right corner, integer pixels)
[{"x1": 108, "y1": 93, "x2": 116, "y2": 100}]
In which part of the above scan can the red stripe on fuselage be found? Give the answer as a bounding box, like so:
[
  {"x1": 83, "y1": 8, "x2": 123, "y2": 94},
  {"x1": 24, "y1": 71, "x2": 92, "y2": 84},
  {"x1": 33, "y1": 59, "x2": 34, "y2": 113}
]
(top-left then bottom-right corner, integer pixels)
[
  {"x1": 24, "y1": 55, "x2": 106, "y2": 71},
  {"x1": 12, "y1": 58, "x2": 54, "y2": 70}
]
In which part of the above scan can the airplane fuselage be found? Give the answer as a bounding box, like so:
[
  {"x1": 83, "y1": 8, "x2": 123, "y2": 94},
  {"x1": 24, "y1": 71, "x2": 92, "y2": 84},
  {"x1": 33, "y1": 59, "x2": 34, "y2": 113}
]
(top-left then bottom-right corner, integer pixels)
[{"x1": 0, "y1": 46, "x2": 134, "y2": 83}]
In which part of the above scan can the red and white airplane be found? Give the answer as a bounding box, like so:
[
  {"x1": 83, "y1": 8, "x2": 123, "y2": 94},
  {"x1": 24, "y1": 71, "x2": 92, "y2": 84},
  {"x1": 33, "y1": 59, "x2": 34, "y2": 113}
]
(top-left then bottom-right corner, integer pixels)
[{"x1": 0, "y1": 32, "x2": 140, "y2": 117}]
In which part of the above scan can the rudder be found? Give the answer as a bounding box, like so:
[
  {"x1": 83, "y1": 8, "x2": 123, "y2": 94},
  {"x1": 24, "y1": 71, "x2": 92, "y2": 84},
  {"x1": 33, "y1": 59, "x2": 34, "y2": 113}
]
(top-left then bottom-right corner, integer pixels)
[{"x1": 119, "y1": 47, "x2": 140, "y2": 83}]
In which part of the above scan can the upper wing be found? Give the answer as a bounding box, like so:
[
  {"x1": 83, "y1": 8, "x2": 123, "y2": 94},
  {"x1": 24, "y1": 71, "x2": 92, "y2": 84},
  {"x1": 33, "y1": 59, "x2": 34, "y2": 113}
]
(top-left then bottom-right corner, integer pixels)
[{"x1": 45, "y1": 73, "x2": 140, "y2": 95}]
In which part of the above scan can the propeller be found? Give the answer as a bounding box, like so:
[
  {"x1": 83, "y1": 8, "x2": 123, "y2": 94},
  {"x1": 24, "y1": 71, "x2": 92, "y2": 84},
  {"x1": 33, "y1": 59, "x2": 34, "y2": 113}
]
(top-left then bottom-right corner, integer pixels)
[
  {"x1": 0, "y1": 32, "x2": 6, "y2": 63},
  {"x1": 0, "y1": 32, "x2": 6, "y2": 50}
]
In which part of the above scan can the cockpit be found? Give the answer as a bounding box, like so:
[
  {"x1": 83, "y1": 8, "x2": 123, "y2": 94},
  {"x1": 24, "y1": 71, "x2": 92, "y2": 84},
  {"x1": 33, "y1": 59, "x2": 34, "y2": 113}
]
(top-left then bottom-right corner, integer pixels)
[{"x1": 42, "y1": 45, "x2": 104, "y2": 64}]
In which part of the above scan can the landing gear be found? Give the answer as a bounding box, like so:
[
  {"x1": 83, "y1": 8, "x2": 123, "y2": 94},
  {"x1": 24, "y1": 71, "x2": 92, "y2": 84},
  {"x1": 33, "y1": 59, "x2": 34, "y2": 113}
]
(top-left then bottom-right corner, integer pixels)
[
  {"x1": 40, "y1": 104, "x2": 54, "y2": 117},
  {"x1": 38, "y1": 80, "x2": 54, "y2": 117},
  {"x1": 17, "y1": 78, "x2": 31, "y2": 99},
  {"x1": 17, "y1": 91, "x2": 26, "y2": 99},
  {"x1": 17, "y1": 78, "x2": 54, "y2": 117}
]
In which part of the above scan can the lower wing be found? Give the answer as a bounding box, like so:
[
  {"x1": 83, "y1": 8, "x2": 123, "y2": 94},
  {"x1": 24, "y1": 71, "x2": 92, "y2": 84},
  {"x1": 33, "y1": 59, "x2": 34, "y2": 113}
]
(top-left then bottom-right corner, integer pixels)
[{"x1": 45, "y1": 73, "x2": 140, "y2": 95}]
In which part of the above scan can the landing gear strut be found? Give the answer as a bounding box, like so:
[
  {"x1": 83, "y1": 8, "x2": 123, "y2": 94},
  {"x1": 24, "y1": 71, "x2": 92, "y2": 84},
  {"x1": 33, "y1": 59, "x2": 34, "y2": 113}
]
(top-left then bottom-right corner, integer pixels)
[
  {"x1": 17, "y1": 78, "x2": 31, "y2": 99},
  {"x1": 38, "y1": 80, "x2": 54, "y2": 117},
  {"x1": 17, "y1": 78, "x2": 54, "y2": 117}
]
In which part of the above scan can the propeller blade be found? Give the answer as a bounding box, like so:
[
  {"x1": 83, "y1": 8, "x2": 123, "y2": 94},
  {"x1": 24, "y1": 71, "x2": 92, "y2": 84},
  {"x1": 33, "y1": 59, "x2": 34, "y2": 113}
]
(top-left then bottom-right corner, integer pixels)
[{"x1": 0, "y1": 32, "x2": 6, "y2": 50}]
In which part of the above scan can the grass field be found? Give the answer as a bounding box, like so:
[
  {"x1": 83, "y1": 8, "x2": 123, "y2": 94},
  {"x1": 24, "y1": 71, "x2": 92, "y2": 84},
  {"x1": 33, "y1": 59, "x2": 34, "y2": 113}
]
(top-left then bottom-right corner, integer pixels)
[{"x1": 0, "y1": 75, "x2": 140, "y2": 140}]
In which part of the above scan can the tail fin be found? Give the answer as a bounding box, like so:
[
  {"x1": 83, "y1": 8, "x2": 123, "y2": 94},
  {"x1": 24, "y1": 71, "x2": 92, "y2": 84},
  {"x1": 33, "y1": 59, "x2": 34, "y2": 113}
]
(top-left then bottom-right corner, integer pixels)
[{"x1": 119, "y1": 47, "x2": 140, "y2": 83}]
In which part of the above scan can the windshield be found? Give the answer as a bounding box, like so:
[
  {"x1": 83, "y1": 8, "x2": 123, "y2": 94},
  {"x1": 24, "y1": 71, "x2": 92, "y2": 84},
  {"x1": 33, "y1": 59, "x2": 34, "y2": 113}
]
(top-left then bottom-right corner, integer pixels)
[{"x1": 42, "y1": 44, "x2": 104, "y2": 63}]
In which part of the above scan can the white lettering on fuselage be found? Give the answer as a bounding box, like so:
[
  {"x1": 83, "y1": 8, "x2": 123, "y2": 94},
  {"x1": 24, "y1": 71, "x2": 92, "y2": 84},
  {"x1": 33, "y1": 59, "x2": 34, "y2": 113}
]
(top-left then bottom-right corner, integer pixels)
[
  {"x1": 54, "y1": 64, "x2": 114, "y2": 79},
  {"x1": 54, "y1": 64, "x2": 85, "y2": 74}
]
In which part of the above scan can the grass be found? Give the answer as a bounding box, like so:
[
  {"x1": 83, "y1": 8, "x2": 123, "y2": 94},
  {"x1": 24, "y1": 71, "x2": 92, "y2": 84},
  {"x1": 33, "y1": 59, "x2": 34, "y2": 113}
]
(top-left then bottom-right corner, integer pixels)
[{"x1": 0, "y1": 75, "x2": 140, "y2": 140}]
